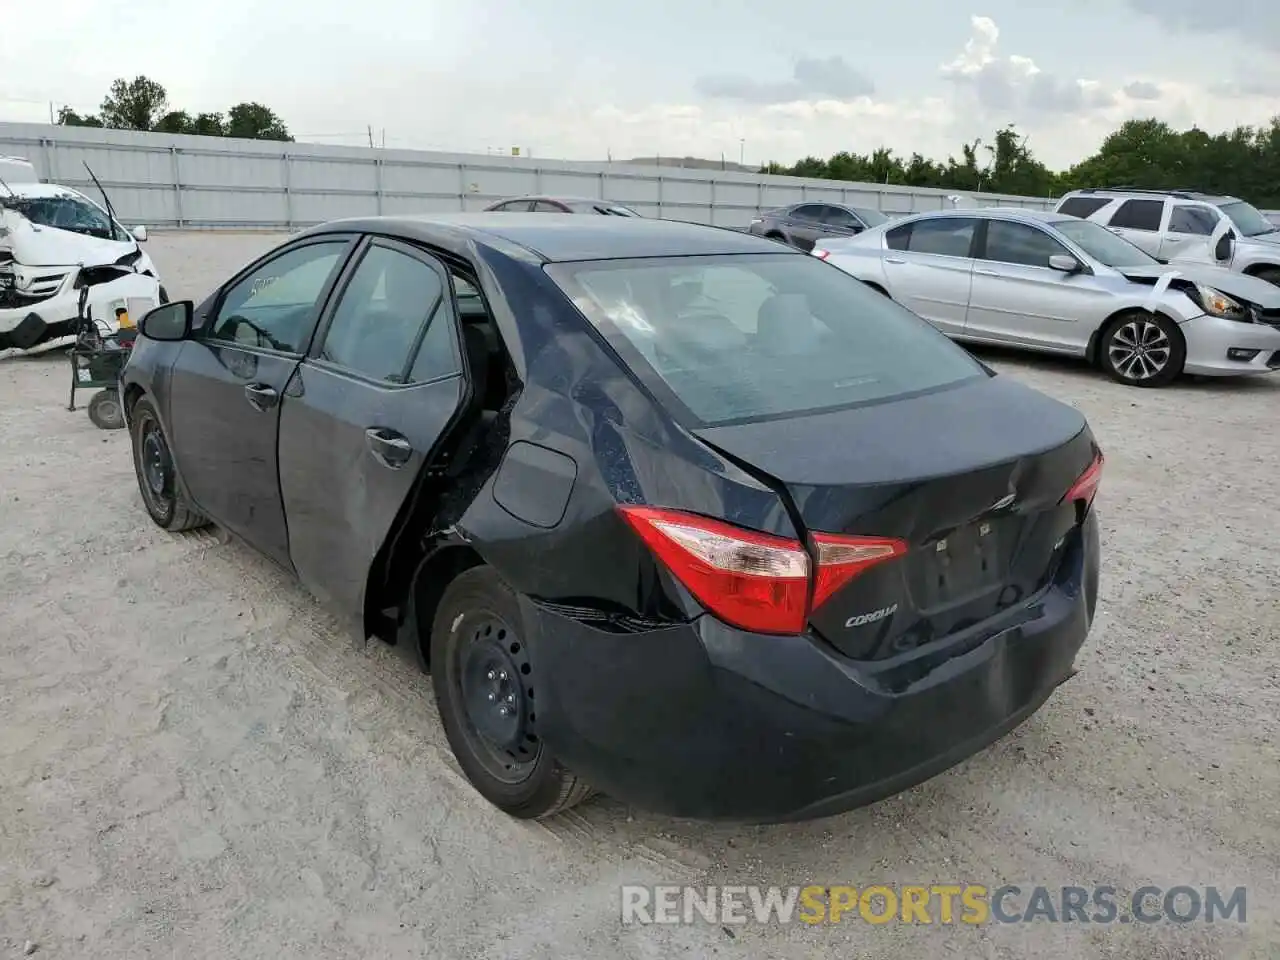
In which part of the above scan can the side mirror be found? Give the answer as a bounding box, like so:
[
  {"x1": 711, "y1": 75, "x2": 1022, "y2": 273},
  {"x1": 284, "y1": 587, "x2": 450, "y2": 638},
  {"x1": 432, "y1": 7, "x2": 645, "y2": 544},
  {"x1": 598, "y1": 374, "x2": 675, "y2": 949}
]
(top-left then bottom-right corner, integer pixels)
[
  {"x1": 139, "y1": 301, "x2": 193, "y2": 341},
  {"x1": 1048, "y1": 254, "x2": 1081, "y2": 273},
  {"x1": 132, "y1": 225, "x2": 148, "y2": 242},
  {"x1": 1214, "y1": 232, "x2": 1234, "y2": 262}
]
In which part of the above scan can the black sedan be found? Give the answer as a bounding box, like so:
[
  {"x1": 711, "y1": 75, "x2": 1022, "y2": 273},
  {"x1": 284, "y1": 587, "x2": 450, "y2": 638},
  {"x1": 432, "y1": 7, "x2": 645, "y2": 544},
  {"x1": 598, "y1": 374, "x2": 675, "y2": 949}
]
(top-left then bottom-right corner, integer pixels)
[{"x1": 122, "y1": 214, "x2": 1103, "y2": 823}]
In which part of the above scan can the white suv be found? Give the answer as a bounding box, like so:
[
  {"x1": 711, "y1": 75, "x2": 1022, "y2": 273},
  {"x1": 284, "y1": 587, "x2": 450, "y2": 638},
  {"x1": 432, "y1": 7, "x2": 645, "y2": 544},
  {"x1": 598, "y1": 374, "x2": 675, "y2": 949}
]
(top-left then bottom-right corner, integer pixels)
[{"x1": 1053, "y1": 187, "x2": 1280, "y2": 286}]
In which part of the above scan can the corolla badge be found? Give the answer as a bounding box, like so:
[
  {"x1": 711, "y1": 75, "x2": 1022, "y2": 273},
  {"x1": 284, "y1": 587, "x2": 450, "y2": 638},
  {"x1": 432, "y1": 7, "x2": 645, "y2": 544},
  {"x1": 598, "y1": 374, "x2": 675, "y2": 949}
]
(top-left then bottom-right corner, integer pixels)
[{"x1": 845, "y1": 604, "x2": 898, "y2": 628}]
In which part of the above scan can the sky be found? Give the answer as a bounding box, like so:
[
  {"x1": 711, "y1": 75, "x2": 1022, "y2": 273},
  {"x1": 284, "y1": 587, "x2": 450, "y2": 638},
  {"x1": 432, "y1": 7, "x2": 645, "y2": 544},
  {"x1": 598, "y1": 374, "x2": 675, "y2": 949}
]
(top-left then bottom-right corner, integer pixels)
[{"x1": 3, "y1": 0, "x2": 1280, "y2": 170}]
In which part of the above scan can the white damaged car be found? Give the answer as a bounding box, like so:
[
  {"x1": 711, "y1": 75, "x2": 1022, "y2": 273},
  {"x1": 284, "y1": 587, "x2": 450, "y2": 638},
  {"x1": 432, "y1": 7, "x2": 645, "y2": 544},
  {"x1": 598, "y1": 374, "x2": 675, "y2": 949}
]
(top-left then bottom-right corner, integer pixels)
[{"x1": 0, "y1": 159, "x2": 164, "y2": 358}]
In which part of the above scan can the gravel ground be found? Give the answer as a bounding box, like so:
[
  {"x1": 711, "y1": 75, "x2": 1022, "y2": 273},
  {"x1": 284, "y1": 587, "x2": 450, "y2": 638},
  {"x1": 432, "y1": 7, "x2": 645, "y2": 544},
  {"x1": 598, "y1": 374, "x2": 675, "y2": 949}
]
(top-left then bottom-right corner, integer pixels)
[{"x1": 1, "y1": 231, "x2": 1278, "y2": 959}]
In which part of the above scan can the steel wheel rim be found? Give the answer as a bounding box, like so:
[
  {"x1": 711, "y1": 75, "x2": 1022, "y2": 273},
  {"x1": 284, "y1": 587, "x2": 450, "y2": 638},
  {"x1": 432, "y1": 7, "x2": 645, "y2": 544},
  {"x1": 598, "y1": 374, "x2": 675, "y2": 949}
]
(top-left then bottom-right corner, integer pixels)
[
  {"x1": 453, "y1": 611, "x2": 541, "y2": 785},
  {"x1": 138, "y1": 418, "x2": 174, "y2": 507},
  {"x1": 1109, "y1": 319, "x2": 1171, "y2": 380}
]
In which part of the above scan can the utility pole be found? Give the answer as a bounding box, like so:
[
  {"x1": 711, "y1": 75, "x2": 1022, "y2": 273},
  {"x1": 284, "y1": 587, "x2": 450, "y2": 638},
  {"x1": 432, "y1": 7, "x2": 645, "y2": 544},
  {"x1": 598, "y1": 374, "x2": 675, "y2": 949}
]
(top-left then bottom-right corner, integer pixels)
[
  {"x1": 367, "y1": 125, "x2": 374, "y2": 149},
  {"x1": 739, "y1": 138, "x2": 745, "y2": 166}
]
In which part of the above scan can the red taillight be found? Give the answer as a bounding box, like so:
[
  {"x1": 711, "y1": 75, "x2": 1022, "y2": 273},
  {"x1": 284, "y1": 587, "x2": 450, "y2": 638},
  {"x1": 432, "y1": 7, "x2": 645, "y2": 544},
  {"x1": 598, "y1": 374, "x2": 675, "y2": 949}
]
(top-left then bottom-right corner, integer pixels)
[
  {"x1": 1062, "y1": 452, "x2": 1104, "y2": 509},
  {"x1": 811, "y1": 533, "x2": 908, "y2": 609},
  {"x1": 617, "y1": 506, "x2": 907, "y2": 635}
]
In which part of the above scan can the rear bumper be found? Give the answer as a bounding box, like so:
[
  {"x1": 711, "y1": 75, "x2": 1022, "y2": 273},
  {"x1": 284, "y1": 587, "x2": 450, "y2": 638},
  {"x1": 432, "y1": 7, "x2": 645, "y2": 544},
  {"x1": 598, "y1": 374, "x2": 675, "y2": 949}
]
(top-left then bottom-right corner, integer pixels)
[
  {"x1": 520, "y1": 512, "x2": 1100, "y2": 823},
  {"x1": 1180, "y1": 313, "x2": 1280, "y2": 376}
]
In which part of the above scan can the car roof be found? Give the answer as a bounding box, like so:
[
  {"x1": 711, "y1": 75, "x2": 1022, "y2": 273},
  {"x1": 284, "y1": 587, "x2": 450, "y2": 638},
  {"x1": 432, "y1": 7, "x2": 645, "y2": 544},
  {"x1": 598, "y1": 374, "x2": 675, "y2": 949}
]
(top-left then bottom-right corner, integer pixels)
[
  {"x1": 897, "y1": 207, "x2": 1075, "y2": 227},
  {"x1": 302, "y1": 213, "x2": 793, "y2": 263},
  {"x1": 1062, "y1": 187, "x2": 1240, "y2": 205},
  {"x1": 502, "y1": 195, "x2": 629, "y2": 205}
]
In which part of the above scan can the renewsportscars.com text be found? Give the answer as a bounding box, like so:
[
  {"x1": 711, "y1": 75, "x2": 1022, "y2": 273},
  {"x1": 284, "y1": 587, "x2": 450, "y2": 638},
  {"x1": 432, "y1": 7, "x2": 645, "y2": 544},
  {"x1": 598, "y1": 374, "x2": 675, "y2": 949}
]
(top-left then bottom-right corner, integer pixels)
[{"x1": 620, "y1": 884, "x2": 1247, "y2": 926}]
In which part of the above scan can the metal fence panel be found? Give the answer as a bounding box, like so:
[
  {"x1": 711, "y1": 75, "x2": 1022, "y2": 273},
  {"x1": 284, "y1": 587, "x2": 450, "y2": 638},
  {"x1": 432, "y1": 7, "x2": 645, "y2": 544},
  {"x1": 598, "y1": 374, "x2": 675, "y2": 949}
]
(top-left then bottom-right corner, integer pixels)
[{"x1": 0, "y1": 121, "x2": 1059, "y2": 230}]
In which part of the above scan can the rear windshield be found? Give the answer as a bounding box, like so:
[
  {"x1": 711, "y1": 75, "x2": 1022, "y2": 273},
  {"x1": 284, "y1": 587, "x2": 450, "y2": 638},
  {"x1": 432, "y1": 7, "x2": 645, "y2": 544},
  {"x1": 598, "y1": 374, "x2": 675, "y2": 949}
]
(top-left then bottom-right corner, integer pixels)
[{"x1": 546, "y1": 253, "x2": 985, "y2": 426}]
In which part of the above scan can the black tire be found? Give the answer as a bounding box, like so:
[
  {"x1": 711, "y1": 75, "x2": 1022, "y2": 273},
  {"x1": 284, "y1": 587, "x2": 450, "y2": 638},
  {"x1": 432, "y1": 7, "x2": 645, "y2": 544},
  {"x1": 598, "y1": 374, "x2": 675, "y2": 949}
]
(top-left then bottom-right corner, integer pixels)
[
  {"x1": 1098, "y1": 311, "x2": 1185, "y2": 387},
  {"x1": 87, "y1": 389, "x2": 126, "y2": 430},
  {"x1": 129, "y1": 396, "x2": 209, "y2": 531},
  {"x1": 764, "y1": 231, "x2": 791, "y2": 247},
  {"x1": 430, "y1": 566, "x2": 592, "y2": 819}
]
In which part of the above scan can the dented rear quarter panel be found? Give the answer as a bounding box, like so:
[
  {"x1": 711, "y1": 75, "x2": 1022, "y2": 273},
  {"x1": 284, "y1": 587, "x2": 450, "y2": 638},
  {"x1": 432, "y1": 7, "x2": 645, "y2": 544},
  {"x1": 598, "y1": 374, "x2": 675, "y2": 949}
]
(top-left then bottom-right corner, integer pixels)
[{"x1": 433, "y1": 244, "x2": 796, "y2": 622}]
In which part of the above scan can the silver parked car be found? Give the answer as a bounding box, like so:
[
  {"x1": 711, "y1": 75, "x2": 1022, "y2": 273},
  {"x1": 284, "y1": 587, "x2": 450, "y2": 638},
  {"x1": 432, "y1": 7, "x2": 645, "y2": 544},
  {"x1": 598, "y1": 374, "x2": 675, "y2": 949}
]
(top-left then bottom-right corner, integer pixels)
[{"x1": 813, "y1": 208, "x2": 1280, "y2": 386}]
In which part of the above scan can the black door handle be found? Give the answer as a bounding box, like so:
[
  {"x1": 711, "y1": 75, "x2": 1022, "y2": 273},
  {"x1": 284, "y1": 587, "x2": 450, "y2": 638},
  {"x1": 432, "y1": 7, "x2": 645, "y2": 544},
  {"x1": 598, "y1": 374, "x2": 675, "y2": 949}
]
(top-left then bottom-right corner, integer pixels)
[
  {"x1": 244, "y1": 382, "x2": 278, "y2": 411},
  {"x1": 365, "y1": 427, "x2": 413, "y2": 469}
]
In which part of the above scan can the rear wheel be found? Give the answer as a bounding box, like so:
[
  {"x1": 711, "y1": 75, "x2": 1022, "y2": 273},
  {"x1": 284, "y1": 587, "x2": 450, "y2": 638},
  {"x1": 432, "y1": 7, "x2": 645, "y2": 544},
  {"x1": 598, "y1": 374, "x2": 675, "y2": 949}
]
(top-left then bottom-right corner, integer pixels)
[
  {"x1": 430, "y1": 566, "x2": 592, "y2": 819},
  {"x1": 1099, "y1": 311, "x2": 1184, "y2": 387},
  {"x1": 129, "y1": 396, "x2": 209, "y2": 531}
]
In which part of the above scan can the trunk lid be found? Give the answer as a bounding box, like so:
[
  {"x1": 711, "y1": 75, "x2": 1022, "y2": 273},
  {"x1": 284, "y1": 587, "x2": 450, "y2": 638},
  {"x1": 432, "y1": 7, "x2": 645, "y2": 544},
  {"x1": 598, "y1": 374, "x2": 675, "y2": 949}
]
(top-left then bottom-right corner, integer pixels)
[{"x1": 694, "y1": 375, "x2": 1097, "y2": 660}]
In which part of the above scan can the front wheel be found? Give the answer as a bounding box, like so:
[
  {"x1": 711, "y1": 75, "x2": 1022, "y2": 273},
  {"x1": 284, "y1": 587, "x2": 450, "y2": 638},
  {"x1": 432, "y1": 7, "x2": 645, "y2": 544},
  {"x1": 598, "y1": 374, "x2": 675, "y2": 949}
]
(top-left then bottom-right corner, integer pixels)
[
  {"x1": 1099, "y1": 311, "x2": 1185, "y2": 387},
  {"x1": 430, "y1": 566, "x2": 592, "y2": 819},
  {"x1": 129, "y1": 396, "x2": 209, "y2": 531}
]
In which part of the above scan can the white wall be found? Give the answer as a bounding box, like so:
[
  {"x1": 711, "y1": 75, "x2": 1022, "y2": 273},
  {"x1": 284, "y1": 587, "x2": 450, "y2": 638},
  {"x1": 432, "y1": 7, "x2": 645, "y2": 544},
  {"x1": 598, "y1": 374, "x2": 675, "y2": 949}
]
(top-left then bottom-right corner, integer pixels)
[{"x1": 0, "y1": 122, "x2": 1057, "y2": 230}]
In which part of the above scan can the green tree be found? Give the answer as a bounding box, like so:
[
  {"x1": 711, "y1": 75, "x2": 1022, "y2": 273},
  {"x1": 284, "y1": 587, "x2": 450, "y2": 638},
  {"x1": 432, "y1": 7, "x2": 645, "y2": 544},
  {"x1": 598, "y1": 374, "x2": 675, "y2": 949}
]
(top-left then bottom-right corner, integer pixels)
[
  {"x1": 191, "y1": 112, "x2": 227, "y2": 137},
  {"x1": 226, "y1": 103, "x2": 293, "y2": 141},
  {"x1": 55, "y1": 106, "x2": 103, "y2": 128},
  {"x1": 56, "y1": 77, "x2": 289, "y2": 141},
  {"x1": 98, "y1": 76, "x2": 169, "y2": 131},
  {"x1": 761, "y1": 114, "x2": 1280, "y2": 207},
  {"x1": 153, "y1": 110, "x2": 194, "y2": 134}
]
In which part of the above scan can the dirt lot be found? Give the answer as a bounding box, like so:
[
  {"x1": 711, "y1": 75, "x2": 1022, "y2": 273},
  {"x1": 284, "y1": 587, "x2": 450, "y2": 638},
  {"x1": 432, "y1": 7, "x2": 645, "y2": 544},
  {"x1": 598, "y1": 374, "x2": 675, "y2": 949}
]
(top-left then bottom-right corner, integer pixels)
[{"x1": 1, "y1": 231, "x2": 1278, "y2": 959}]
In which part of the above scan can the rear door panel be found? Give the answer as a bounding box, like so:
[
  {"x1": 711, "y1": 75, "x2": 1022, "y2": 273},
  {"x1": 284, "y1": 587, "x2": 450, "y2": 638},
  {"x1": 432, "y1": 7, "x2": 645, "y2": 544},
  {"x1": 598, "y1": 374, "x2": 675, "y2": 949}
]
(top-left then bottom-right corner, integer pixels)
[
  {"x1": 278, "y1": 237, "x2": 468, "y2": 621},
  {"x1": 882, "y1": 218, "x2": 980, "y2": 335}
]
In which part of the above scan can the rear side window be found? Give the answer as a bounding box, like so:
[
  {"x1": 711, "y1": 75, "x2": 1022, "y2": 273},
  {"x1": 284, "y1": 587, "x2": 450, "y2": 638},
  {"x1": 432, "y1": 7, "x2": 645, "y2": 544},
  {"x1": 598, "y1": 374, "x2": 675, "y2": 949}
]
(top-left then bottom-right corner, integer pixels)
[
  {"x1": 1057, "y1": 196, "x2": 1112, "y2": 219},
  {"x1": 319, "y1": 243, "x2": 449, "y2": 383},
  {"x1": 791, "y1": 204, "x2": 826, "y2": 222},
  {"x1": 904, "y1": 217, "x2": 977, "y2": 257},
  {"x1": 546, "y1": 253, "x2": 985, "y2": 426},
  {"x1": 1108, "y1": 199, "x2": 1164, "y2": 231},
  {"x1": 885, "y1": 223, "x2": 911, "y2": 250}
]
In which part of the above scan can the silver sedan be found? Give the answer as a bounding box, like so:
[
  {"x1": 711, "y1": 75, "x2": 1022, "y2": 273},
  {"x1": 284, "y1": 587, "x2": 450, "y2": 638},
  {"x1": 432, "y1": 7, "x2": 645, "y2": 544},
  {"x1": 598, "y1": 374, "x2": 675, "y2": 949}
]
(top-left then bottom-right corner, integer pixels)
[{"x1": 813, "y1": 208, "x2": 1280, "y2": 386}]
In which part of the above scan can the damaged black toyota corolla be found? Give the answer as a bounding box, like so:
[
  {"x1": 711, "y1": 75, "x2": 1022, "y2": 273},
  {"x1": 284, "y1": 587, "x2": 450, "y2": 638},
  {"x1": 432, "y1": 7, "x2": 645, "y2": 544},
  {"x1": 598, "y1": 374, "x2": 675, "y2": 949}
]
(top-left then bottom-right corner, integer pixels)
[{"x1": 121, "y1": 214, "x2": 1103, "y2": 823}]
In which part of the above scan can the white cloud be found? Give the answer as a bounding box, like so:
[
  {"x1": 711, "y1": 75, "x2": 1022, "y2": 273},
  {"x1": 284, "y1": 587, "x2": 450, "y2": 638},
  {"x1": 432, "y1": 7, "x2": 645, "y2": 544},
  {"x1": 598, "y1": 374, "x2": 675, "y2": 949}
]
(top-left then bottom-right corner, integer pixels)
[{"x1": 939, "y1": 16, "x2": 1116, "y2": 116}]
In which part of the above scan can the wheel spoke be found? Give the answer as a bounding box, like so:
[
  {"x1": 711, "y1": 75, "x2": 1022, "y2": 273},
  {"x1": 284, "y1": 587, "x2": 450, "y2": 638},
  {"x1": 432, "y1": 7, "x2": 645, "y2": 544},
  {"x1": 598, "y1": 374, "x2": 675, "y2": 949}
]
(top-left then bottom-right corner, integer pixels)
[{"x1": 1110, "y1": 319, "x2": 1173, "y2": 381}]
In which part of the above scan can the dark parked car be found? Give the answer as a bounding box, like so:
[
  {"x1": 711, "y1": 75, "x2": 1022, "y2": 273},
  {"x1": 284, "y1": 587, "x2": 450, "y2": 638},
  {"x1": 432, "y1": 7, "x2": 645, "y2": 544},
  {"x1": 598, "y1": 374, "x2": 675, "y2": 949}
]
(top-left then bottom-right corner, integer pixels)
[
  {"x1": 484, "y1": 195, "x2": 640, "y2": 216},
  {"x1": 122, "y1": 214, "x2": 1103, "y2": 823},
  {"x1": 747, "y1": 202, "x2": 888, "y2": 250}
]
